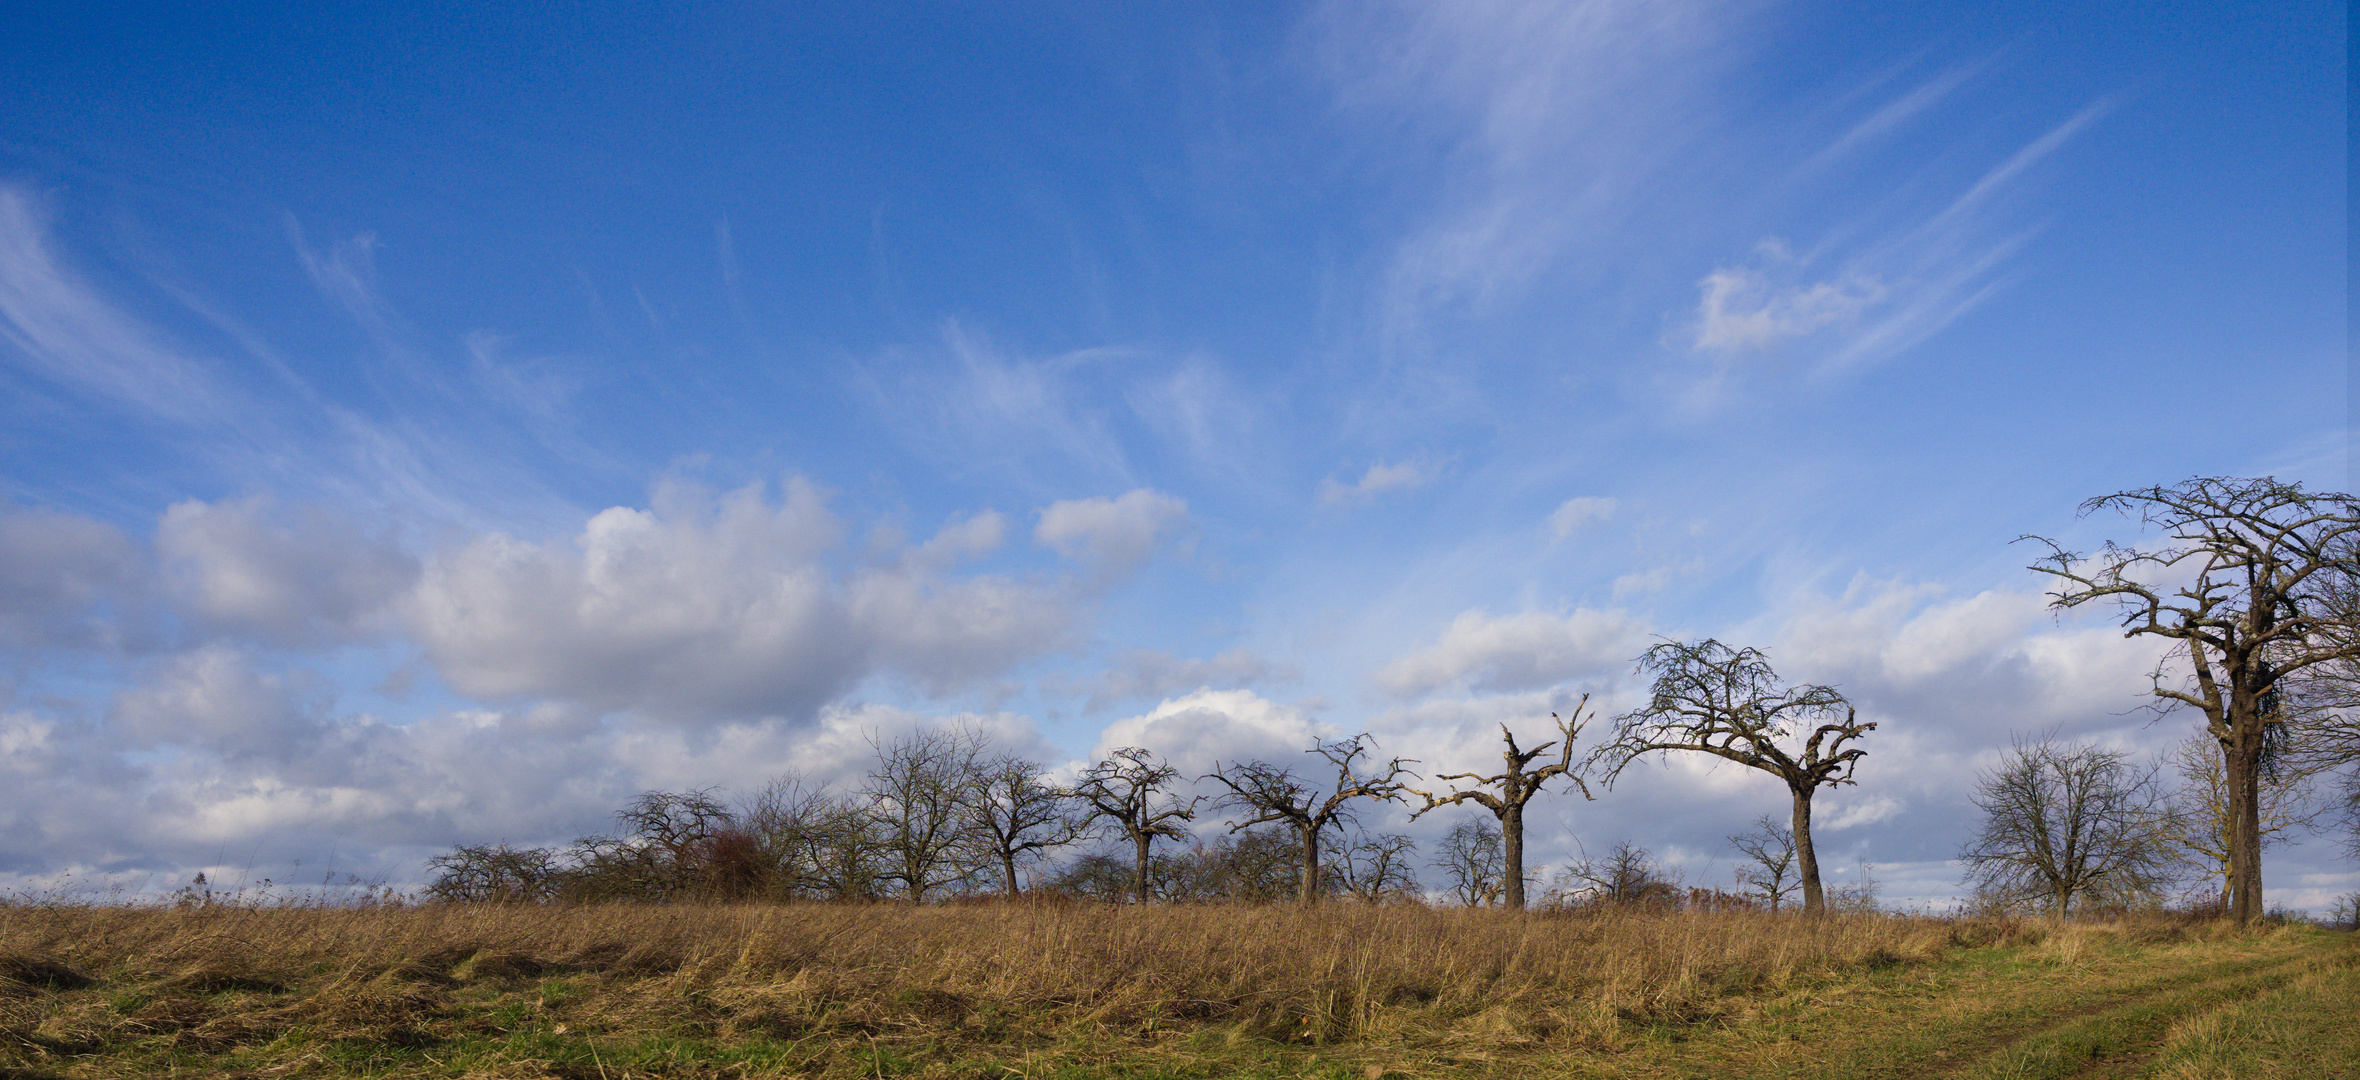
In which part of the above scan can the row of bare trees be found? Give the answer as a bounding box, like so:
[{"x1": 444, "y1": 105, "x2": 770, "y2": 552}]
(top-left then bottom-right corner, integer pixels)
[
  {"x1": 424, "y1": 641, "x2": 1887, "y2": 913},
  {"x1": 425, "y1": 477, "x2": 2360, "y2": 922}
]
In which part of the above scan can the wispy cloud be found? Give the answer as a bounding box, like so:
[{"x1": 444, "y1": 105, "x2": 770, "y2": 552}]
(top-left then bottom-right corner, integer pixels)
[
  {"x1": 1548, "y1": 496, "x2": 1617, "y2": 539},
  {"x1": 1312, "y1": 0, "x2": 1735, "y2": 350},
  {"x1": 1688, "y1": 99, "x2": 2113, "y2": 375},
  {"x1": 1691, "y1": 241, "x2": 1888, "y2": 355},
  {"x1": 0, "y1": 188, "x2": 226, "y2": 422},
  {"x1": 1318, "y1": 460, "x2": 1437, "y2": 507}
]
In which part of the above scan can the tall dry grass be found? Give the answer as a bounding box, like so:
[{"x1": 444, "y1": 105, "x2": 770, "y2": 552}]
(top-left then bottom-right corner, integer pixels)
[{"x1": 1, "y1": 900, "x2": 1999, "y2": 1059}]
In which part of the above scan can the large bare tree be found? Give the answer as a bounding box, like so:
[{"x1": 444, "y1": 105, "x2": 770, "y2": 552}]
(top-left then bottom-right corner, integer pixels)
[
  {"x1": 1208, "y1": 734, "x2": 1416, "y2": 906},
  {"x1": 1588, "y1": 640, "x2": 1872, "y2": 914},
  {"x1": 1072, "y1": 747, "x2": 1199, "y2": 904},
  {"x1": 1958, "y1": 735, "x2": 2178, "y2": 916},
  {"x1": 1408, "y1": 700, "x2": 1592, "y2": 910},
  {"x1": 2024, "y1": 476, "x2": 2360, "y2": 921}
]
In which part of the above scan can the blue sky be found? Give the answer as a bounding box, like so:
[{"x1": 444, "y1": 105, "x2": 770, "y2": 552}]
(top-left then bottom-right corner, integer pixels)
[{"x1": 0, "y1": 1, "x2": 2347, "y2": 909}]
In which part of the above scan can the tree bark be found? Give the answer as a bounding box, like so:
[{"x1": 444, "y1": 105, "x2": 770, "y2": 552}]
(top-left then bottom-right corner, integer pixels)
[
  {"x1": 1132, "y1": 832, "x2": 1152, "y2": 905},
  {"x1": 1001, "y1": 851, "x2": 1021, "y2": 899},
  {"x1": 2224, "y1": 719, "x2": 2264, "y2": 922},
  {"x1": 1299, "y1": 825, "x2": 1322, "y2": 906},
  {"x1": 1791, "y1": 786, "x2": 1823, "y2": 914},
  {"x1": 1502, "y1": 802, "x2": 1526, "y2": 911}
]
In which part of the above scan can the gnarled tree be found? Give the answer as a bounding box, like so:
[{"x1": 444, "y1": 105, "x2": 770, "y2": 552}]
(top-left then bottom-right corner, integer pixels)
[
  {"x1": 1589, "y1": 640, "x2": 1871, "y2": 914},
  {"x1": 1073, "y1": 747, "x2": 1199, "y2": 904},
  {"x1": 1408, "y1": 699, "x2": 1592, "y2": 910},
  {"x1": 1208, "y1": 734, "x2": 1416, "y2": 906},
  {"x1": 2025, "y1": 476, "x2": 2360, "y2": 922}
]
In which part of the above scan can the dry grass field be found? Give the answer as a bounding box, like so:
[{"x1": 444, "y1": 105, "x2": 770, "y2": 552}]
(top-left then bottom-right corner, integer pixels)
[{"x1": 2, "y1": 899, "x2": 2352, "y2": 1079}]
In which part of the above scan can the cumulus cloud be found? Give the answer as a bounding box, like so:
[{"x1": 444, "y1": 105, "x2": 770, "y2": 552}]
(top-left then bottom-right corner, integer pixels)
[
  {"x1": 1317, "y1": 461, "x2": 1436, "y2": 508},
  {"x1": 1547, "y1": 496, "x2": 1616, "y2": 539},
  {"x1": 1033, "y1": 489, "x2": 1189, "y2": 576},
  {"x1": 110, "y1": 645, "x2": 332, "y2": 761},
  {"x1": 1377, "y1": 608, "x2": 1649, "y2": 697},
  {"x1": 0, "y1": 506, "x2": 147, "y2": 650},
  {"x1": 1090, "y1": 689, "x2": 1326, "y2": 782},
  {"x1": 415, "y1": 478, "x2": 1087, "y2": 724},
  {"x1": 157, "y1": 496, "x2": 418, "y2": 645}
]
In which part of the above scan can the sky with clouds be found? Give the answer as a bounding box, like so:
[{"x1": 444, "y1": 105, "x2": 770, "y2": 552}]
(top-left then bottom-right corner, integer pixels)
[{"x1": 0, "y1": 1, "x2": 2348, "y2": 910}]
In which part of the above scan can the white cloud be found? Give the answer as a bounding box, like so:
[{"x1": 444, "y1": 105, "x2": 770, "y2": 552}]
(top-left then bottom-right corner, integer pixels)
[
  {"x1": 1376, "y1": 608, "x2": 1648, "y2": 697},
  {"x1": 109, "y1": 645, "x2": 331, "y2": 762},
  {"x1": 1034, "y1": 488, "x2": 1189, "y2": 575},
  {"x1": 1090, "y1": 688, "x2": 1327, "y2": 782},
  {"x1": 1547, "y1": 495, "x2": 1616, "y2": 539},
  {"x1": 0, "y1": 506, "x2": 147, "y2": 650},
  {"x1": 1692, "y1": 247, "x2": 1887, "y2": 354},
  {"x1": 1317, "y1": 461, "x2": 1436, "y2": 508},
  {"x1": 415, "y1": 478, "x2": 1086, "y2": 723},
  {"x1": 1052, "y1": 647, "x2": 1297, "y2": 711},
  {"x1": 157, "y1": 496, "x2": 418, "y2": 645}
]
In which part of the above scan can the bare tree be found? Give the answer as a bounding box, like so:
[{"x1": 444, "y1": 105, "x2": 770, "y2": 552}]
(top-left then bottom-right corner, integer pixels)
[
  {"x1": 1726, "y1": 814, "x2": 1800, "y2": 912},
  {"x1": 1072, "y1": 747, "x2": 1199, "y2": 904},
  {"x1": 864, "y1": 726, "x2": 988, "y2": 901},
  {"x1": 1331, "y1": 831, "x2": 1420, "y2": 903},
  {"x1": 1208, "y1": 734, "x2": 1417, "y2": 906},
  {"x1": 2024, "y1": 477, "x2": 2360, "y2": 921},
  {"x1": 1408, "y1": 700, "x2": 1593, "y2": 910},
  {"x1": 425, "y1": 843, "x2": 561, "y2": 903},
  {"x1": 1958, "y1": 735, "x2": 2179, "y2": 917},
  {"x1": 962, "y1": 754, "x2": 1083, "y2": 898},
  {"x1": 1432, "y1": 818, "x2": 1506, "y2": 907},
  {"x1": 745, "y1": 773, "x2": 888, "y2": 900},
  {"x1": 2162, "y1": 731, "x2": 2325, "y2": 908},
  {"x1": 1588, "y1": 640, "x2": 1871, "y2": 914},
  {"x1": 1559, "y1": 841, "x2": 1679, "y2": 908}
]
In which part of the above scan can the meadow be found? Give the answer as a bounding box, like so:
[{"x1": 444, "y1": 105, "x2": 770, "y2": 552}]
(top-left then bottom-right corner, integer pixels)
[{"x1": 2, "y1": 900, "x2": 2353, "y2": 1079}]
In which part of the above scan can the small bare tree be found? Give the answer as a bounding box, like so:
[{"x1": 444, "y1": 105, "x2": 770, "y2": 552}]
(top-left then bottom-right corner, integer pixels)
[
  {"x1": 425, "y1": 843, "x2": 561, "y2": 903},
  {"x1": 2162, "y1": 731, "x2": 2325, "y2": 908},
  {"x1": 1072, "y1": 747, "x2": 1199, "y2": 904},
  {"x1": 1432, "y1": 818, "x2": 1506, "y2": 907},
  {"x1": 1958, "y1": 735, "x2": 2179, "y2": 917},
  {"x1": 1409, "y1": 700, "x2": 1593, "y2": 910},
  {"x1": 1209, "y1": 734, "x2": 1417, "y2": 906},
  {"x1": 962, "y1": 753, "x2": 1083, "y2": 898},
  {"x1": 1727, "y1": 814, "x2": 1800, "y2": 912},
  {"x1": 745, "y1": 773, "x2": 887, "y2": 900},
  {"x1": 865, "y1": 726, "x2": 988, "y2": 901},
  {"x1": 2024, "y1": 477, "x2": 2360, "y2": 922},
  {"x1": 1560, "y1": 841, "x2": 1679, "y2": 908},
  {"x1": 1331, "y1": 831, "x2": 1420, "y2": 903},
  {"x1": 1588, "y1": 640, "x2": 1871, "y2": 914}
]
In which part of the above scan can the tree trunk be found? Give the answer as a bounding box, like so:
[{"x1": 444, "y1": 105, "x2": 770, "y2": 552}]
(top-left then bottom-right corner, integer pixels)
[
  {"x1": 1502, "y1": 803, "x2": 1526, "y2": 911},
  {"x1": 1132, "y1": 831, "x2": 1152, "y2": 905},
  {"x1": 1001, "y1": 850, "x2": 1021, "y2": 899},
  {"x1": 1791, "y1": 786, "x2": 1823, "y2": 915},
  {"x1": 1299, "y1": 824, "x2": 1321, "y2": 906},
  {"x1": 2224, "y1": 715, "x2": 2264, "y2": 923}
]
